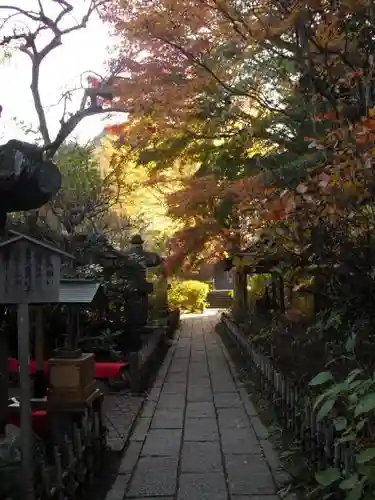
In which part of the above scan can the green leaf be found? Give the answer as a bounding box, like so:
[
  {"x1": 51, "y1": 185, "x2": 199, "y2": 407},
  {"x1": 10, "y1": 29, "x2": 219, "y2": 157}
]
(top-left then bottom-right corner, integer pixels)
[
  {"x1": 313, "y1": 392, "x2": 330, "y2": 411},
  {"x1": 363, "y1": 464, "x2": 375, "y2": 481},
  {"x1": 334, "y1": 416, "x2": 348, "y2": 432},
  {"x1": 345, "y1": 333, "x2": 357, "y2": 353},
  {"x1": 345, "y1": 479, "x2": 364, "y2": 500},
  {"x1": 356, "y1": 420, "x2": 366, "y2": 431},
  {"x1": 345, "y1": 489, "x2": 362, "y2": 500},
  {"x1": 313, "y1": 383, "x2": 345, "y2": 412},
  {"x1": 347, "y1": 369, "x2": 363, "y2": 384},
  {"x1": 338, "y1": 433, "x2": 356, "y2": 443},
  {"x1": 315, "y1": 467, "x2": 341, "y2": 486},
  {"x1": 354, "y1": 393, "x2": 375, "y2": 417},
  {"x1": 317, "y1": 398, "x2": 336, "y2": 421},
  {"x1": 310, "y1": 371, "x2": 334, "y2": 387},
  {"x1": 339, "y1": 473, "x2": 359, "y2": 490},
  {"x1": 357, "y1": 447, "x2": 375, "y2": 464},
  {"x1": 350, "y1": 380, "x2": 363, "y2": 391}
]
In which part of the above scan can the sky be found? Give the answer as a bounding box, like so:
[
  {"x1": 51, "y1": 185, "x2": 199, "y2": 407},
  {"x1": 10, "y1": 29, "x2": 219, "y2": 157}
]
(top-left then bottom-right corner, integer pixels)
[{"x1": 0, "y1": 0, "x2": 123, "y2": 145}]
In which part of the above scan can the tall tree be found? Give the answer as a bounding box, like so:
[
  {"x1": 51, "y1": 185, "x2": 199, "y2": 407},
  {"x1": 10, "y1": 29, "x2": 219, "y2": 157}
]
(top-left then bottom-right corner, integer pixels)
[
  {"x1": 102, "y1": 0, "x2": 375, "y2": 269},
  {"x1": 0, "y1": 0, "x2": 127, "y2": 157}
]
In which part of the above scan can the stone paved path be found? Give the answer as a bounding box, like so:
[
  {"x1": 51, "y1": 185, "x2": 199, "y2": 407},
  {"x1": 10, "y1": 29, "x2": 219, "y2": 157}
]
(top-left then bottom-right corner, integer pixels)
[{"x1": 106, "y1": 311, "x2": 287, "y2": 500}]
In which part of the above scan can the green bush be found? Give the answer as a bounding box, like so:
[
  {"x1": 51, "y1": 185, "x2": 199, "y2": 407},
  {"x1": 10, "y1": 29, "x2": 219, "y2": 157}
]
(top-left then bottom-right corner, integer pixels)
[
  {"x1": 247, "y1": 273, "x2": 271, "y2": 297},
  {"x1": 168, "y1": 280, "x2": 210, "y2": 313}
]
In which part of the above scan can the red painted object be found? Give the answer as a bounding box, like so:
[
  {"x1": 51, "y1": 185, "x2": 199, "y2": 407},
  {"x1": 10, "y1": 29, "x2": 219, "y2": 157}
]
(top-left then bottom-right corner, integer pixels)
[
  {"x1": 8, "y1": 357, "x2": 128, "y2": 380},
  {"x1": 94, "y1": 362, "x2": 128, "y2": 379},
  {"x1": 8, "y1": 410, "x2": 49, "y2": 438},
  {"x1": 8, "y1": 357, "x2": 49, "y2": 376}
]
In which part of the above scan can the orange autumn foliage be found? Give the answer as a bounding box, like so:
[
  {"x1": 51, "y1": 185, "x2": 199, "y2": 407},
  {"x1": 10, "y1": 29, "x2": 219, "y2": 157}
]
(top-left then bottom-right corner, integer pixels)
[{"x1": 101, "y1": 0, "x2": 375, "y2": 269}]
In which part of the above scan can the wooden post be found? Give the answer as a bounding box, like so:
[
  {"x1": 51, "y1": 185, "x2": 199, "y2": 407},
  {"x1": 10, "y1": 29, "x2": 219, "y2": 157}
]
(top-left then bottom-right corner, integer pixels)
[
  {"x1": 239, "y1": 270, "x2": 247, "y2": 312},
  {"x1": 17, "y1": 303, "x2": 34, "y2": 500},
  {"x1": 240, "y1": 271, "x2": 246, "y2": 309},
  {"x1": 279, "y1": 275, "x2": 285, "y2": 313},
  {"x1": 232, "y1": 270, "x2": 241, "y2": 316},
  {"x1": 35, "y1": 308, "x2": 44, "y2": 371},
  {"x1": 271, "y1": 274, "x2": 277, "y2": 310},
  {"x1": 0, "y1": 309, "x2": 8, "y2": 434},
  {"x1": 34, "y1": 307, "x2": 47, "y2": 398}
]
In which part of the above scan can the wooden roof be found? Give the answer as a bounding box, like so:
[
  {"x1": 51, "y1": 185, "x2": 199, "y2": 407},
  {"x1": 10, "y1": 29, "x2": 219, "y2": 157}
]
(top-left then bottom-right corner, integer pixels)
[{"x1": 0, "y1": 230, "x2": 74, "y2": 259}]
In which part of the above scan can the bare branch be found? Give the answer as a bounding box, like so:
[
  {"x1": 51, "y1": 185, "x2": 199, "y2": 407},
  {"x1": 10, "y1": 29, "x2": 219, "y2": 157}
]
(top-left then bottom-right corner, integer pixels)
[
  {"x1": 45, "y1": 104, "x2": 130, "y2": 158},
  {"x1": 1, "y1": 0, "x2": 113, "y2": 152},
  {"x1": 0, "y1": 5, "x2": 41, "y2": 21},
  {"x1": 150, "y1": 30, "x2": 288, "y2": 115}
]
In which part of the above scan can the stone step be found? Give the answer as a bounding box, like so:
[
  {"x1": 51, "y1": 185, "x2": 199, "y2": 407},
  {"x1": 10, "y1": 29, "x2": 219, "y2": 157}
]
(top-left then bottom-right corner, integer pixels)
[{"x1": 207, "y1": 290, "x2": 233, "y2": 308}]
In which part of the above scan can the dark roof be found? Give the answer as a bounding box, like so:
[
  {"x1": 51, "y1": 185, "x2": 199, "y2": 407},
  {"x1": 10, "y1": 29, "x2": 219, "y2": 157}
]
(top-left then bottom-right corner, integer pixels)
[
  {"x1": 57, "y1": 279, "x2": 102, "y2": 304},
  {"x1": 0, "y1": 230, "x2": 74, "y2": 259}
]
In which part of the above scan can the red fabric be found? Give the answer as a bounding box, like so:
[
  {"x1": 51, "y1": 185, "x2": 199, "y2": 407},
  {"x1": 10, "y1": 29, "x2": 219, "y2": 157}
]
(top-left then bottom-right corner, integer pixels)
[
  {"x1": 8, "y1": 357, "x2": 128, "y2": 380},
  {"x1": 8, "y1": 410, "x2": 49, "y2": 439},
  {"x1": 8, "y1": 358, "x2": 18, "y2": 374},
  {"x1": 28, "y1": 360, "x2": 49, "y2": 375},
  {"x1": 94, "y1": 362, "x2": 128, "y2": 379},
  {"x1": 8, "y1": 358, "x2": 48, "y2": 375}
]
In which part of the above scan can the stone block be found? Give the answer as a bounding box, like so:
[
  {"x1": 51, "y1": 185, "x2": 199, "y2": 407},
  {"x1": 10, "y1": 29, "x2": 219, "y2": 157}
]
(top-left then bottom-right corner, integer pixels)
[
  {"x1": 127, "y1": 456, "x2": 178, "y2": 497},
  {"x1": 151, "y1": 409, "x2": 184, "y2": 429},
  {"x1": 186, "y1": 401, "x2": 215, "y2": 419},
  {"x1": 181, "y1": 441, "x2": 223, "y2": 473},
  {"x1": 225, "y1": 454, "x2": 276, "y2": 496},
  {"x1": 184, "y1": 418, "x2": 219, "y2": 441},
  {"x1": 177, "y1": 473, "x2": 227, "y2": 500},
  {"x1": 141, "y1": 428, "x2": 182, "y2": 456}
]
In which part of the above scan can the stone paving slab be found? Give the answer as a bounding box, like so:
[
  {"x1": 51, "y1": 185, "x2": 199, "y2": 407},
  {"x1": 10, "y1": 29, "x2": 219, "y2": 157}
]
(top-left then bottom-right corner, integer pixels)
[
  {"x1": 178, "y1": 472, "x2": 227, "y2": 500},
  {"x1": 127, "y1": 456, "x2": 178, "y2": 497},
  {"x1": 225, "y1": 454, "x2": 276, "y2": 496},
  {"x1": 103, "y1": 391, "x2": 144, "y2": 451},
  {"x1": 105, "y1": 312, "x2": 286, "y2": 500},
  {"x1": 141, "y1": 428, "x2": 182, "y2": 456},
  {"x1": 151, "y1": 408, "x2": 184, "y2": 429},
  {"x1": 186, "y1": 401, "x2": 215, "y2": 418},
  {"x1": 184, "y1": 417, "x2": 219, "y2": 441},
  {"x1": 181, "y1": 441, "x2": 223, "y2": 473}
]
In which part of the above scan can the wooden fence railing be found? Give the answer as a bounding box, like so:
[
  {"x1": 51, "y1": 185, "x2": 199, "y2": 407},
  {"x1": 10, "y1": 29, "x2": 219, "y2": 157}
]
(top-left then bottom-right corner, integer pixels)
[
  {"x1": 3, "y1": 393, "x2": 106, "y2": 500},
  {"x1": 221, "y1": 313, "x2": 357, "y2": 473}
]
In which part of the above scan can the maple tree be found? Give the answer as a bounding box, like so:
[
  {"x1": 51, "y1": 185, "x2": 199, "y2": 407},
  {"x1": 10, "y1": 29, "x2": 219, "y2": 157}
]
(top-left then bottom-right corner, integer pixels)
[
  {"x1": 100, "y1": 1, "x2": 295, "y2": 268},
  {"x1": 101, "y1": 0, "x2": 375, "y2": 274}
]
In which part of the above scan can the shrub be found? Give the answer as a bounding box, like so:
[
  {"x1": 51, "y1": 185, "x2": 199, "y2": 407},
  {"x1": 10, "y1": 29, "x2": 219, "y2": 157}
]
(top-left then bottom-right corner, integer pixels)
[
  {"x1": 168, "y1": 280, "x2": 210, "y2": 313},
  {"x1": 311, "y1": 369, "x2": 375, "y2": 499}
]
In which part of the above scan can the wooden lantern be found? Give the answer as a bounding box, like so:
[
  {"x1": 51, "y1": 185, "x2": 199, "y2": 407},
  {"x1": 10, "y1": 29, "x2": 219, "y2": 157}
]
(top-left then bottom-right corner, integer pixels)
[
  {"x1": 46, "y1": 280, "x2": 103, "y2": 405},
  {"x1": 47, "y1": 353, "x2": 96, "y2": 404}
]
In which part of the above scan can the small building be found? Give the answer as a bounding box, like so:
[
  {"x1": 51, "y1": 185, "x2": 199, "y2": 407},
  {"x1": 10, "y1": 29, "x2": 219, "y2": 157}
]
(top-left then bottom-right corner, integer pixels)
[{"x1": 226, "y1": 229, "x2": 317, "y2": 321}]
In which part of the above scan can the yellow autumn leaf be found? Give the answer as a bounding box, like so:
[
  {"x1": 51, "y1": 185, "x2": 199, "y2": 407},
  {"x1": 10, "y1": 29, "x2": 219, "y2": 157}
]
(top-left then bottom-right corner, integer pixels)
[{"x1": 343, "y1": 181, "x2": 357, "y2": 197}]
